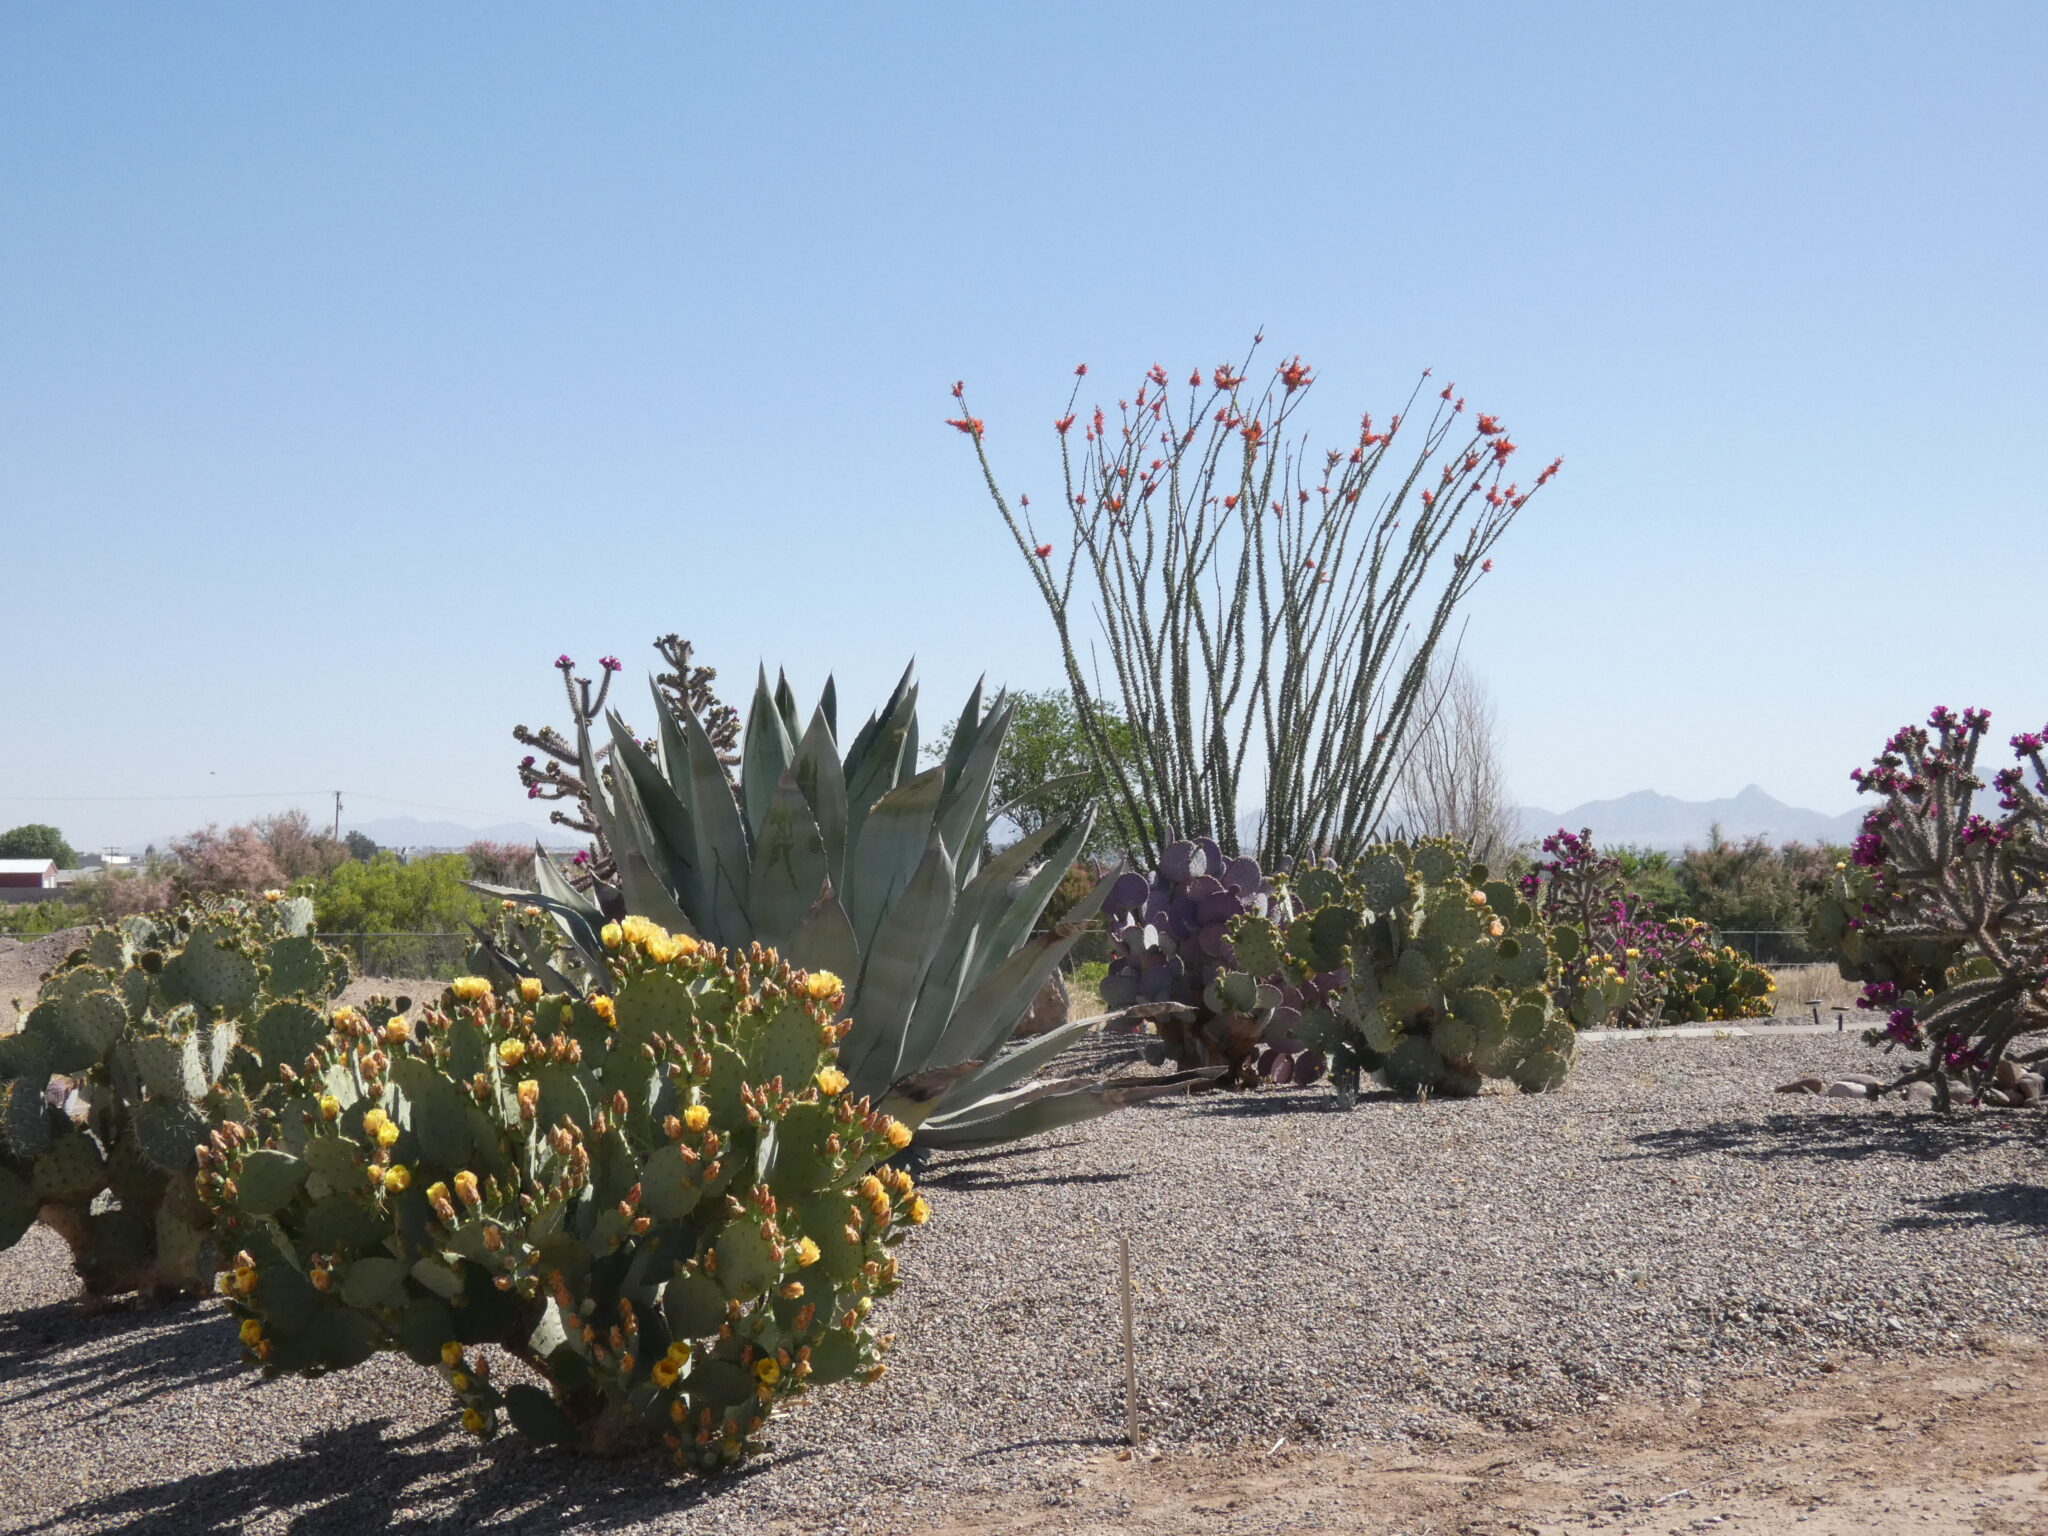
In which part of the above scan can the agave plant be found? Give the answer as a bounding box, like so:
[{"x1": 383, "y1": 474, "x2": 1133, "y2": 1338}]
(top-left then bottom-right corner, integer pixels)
[{"x1": 477, "y1": 658, "x2": 1213, "y2": 1150}]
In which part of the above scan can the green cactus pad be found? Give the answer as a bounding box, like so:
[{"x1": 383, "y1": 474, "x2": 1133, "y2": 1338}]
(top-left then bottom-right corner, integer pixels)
[
  {"x1": 504, "y1": 1383, "x2": 579, "y2": 1446},
  {"x1": 805, "y1": 1326, "x2": 866, "y2": 1387},
  {"x1": 75, "y1": 1209, "x2": 154, "y2": 1294},
  {"x1": 614, "y1": 969, "x2": 697, "y2": 1044},
  {"x1": 168, "y1": 926, "x2": 262, "y2": 1015},
  {"x1": 746, "y1": 1003, "x2": 823, "y2": 1093},
  {"x1": 702, "y1": 1043, "x2": 749, "y2": 1125},
  {"x1": 340, "y1": 1255, "x2": 411, "y2": 1312},
  {"x1": 0, "y1": 1030, "x2": 52, "y2": 1083},
  {"x1": 0, "y1": 1077, "x2": 53, "y2": 1158},
  {"x1": 132, "y1": 1097, "x2": 207, "y2": 1172},
  {"x1": 46, "y1": 989, "x2": 128, "y2": 1071},
  {"x1": 1354, "y1": 851, "x2": 1410, "y2": 913},
  {"x1": 301, "y1": 1131, "x2": 366, "y2": 1196},
  {"x1": 0, "y1": 1166, "x2": 35, "y2": 1249},
  {"x1": 766, "y1": 1102, "x2": 839, "y2": 1200},
  {"x1": 1411, "y1": 841, "x2": 1462, "y2": 885},
  {"x1": 32, "y1": 1133, "x2": 106, "y2": 1200},
  {"x1": 302, "y1": 1191, "x2": 390, "y2": 1254},
  {"x1": 663, "y1": 1268, "x2": 728, "y2": 1338},
  {"x1": 389, "y1": 1057, "x2": 475, "y2": 1173},
  {"x1": 526, "y1": 1063, "x2": 593, "y2": 1138},
  {"x1": 638, "y1": 1143, "x2": 710, "y2": 1222},
  {"x1": 154, "y1": 1203, "x2": 215, "y2": 1293},
  {"x1": 1432, "y1": 1016, "x2": 1478, "y2": 1064},
  {"x1": 127, "y1": 1032, "x2": 205, "y2": 1103},
  {"x1": 683, "y1": 1357, "x2": 755, "y2": 1410},
  {"x1": 1229, "y1": 914, "x2": 1285, "y2": 977},
  {"x1": 86, "y1": 930, "x2": 130, "y2": 971},
  {"x1": 263, "y1": 936, "x2": 336, "y2": 1002},
  {"x1": 1551, "y1": 924, "x2": 1582, "y2": 963},
  {"x1": 234, "y1": 1149, "x2": 310, "y2": 1214},
  {"x1": 251, "y1": 1000, "x2": 326, "y2": 1077},
  {"x1": 1293, "y1": 867, "x2": 1346, "y2": 909}
]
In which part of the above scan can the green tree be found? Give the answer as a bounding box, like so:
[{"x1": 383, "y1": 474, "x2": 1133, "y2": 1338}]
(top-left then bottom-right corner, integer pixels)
[
  {"x1": 928, "y1": 688, "x2": 1139, "y2": 858},
  {"x1": 310, "y1": 853, "x2": 486, "y2": 935},
  {"x1": 0, "y1": 823, "x2": 78, "y2": 868}
]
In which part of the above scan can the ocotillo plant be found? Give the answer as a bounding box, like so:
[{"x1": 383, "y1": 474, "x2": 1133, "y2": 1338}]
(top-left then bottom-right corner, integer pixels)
[{"x1": 951, "y1": 342, "x2": 1561, "y2": 870}]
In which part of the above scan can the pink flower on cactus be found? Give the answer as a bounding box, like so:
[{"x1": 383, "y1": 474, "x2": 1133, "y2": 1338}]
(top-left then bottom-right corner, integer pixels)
[
  {"x1": 599, "y1": 656, "x2": 621, "y2": 672},
  {"x1": 556, "y1": 654, "x2": 573, "y2": 669}
]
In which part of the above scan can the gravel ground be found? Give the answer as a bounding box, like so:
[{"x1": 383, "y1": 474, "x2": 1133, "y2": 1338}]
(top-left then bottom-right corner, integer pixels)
[{"x1": 2, "y1": 1032, "x2": 2045, "y2": 1534}]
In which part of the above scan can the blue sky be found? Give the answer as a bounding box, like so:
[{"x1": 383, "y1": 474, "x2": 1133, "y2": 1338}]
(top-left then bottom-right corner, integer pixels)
[{"x1": 3, "y1": 3, "x2": 2043, "y2": 850}]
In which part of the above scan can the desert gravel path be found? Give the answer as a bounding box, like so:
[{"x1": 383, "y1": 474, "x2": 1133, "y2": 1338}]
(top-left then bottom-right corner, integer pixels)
[{"x1": 2, "y1": 1032, "x2": 2044, "y2": 1534}]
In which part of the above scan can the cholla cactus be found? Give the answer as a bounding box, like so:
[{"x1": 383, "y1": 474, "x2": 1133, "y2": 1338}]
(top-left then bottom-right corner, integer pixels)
[
  {"x1": 1233, "y1": 840, "x2": 1577, "y2": 1102},
  {"x1": 1096, "y1": 840, "x2": 1323, "y2": 1085},
  {"x1": 1817, "y1": 707, "x2": 2048, "y2": 1107},
  {"x1": 1520, "y1": 829, "x2": 1774, "y2": 1028},
  {"x1": 0, "y1": 895, "x2": 352, "y2": 1297},
  {"x1": 197, "y1": 920, "x2": 917, "y2": 1472}
]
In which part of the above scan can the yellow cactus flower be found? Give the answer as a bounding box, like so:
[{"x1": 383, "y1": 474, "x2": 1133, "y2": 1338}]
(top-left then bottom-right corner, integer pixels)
[
  {"x1": 673, "y1": 932, "x2": 700, "y2": 957},
  {"x1": 450, "y1": 976, "x2": 493, "y2": 1002},
  {"x1": 814, "y1": 1067, "x2": 848, "y2": 1096},
  {"x1": 496, "y1": 1038, "x2": 526, "y2": 1068},
  {"x1": 383, "y1": 1164, "x2": 412, "y2": 1192},
  {"x1": 683, "y1": 1104, "x2": 711, "y2": 1133},
  {"x1": 450, "y1": 1371, "x2": 470, "y2": 1391},
  {"x1": 882, "y1": 1118, "x2": 912, "y2": 1151},
  {"x1": 643, "y1": 934, "x2": 678, "y2": 963},
  {"x1": 262, "y1": 889, "x2": 283, "y2": 903},
  {"x1": 377, "y1": 1121, "x2": 400, "y2": 1148},
  {"x1": 318, "y1": 1094, "x2": 340, "y2": 1121},
  {"x1": 592, "y1": 994, "x2": 616, "y2": 1025},
  {"x1": 651, "y1": 1357, "x2": 680, "y2": 1389},
  {"x1": 754, "y1": 1358, "x2": 781, "y2": 1387},
  {"x1": 804, "y1": 970, "x2": 843, "y2": 1001},
  {"x1": 600, "y1": 921, "x2": 623, "y2": 950},
  {"x1": 440, "y1": 1340, "x2": 464, "y2": 1366},
  {"x1": 517, "y1": 1080, "x2": 541, "y2": 1116},
  {"x1": 382, "y1": 1018, "x2": 412, "y2": 1045},
  {"x1": 518, "y1": 977, "x2": 543, "y2": 1003},
  {"x1": 239, "y1": 1318, "x2": 264, "y2": 1347},
  {"x1": 905, "y1": 1194, "x2": 930, "y2": 1226},
  {"x1": 794, "y1": 1237, "x2": 821, "y2": 1268},
  {"x1": 858, "y1": 1174, "x2": 885, "y2": 1203},
  {"x1": 1468, "y1": 889, "x2": 1488, "y2": 906},
  {"x1": 666, "y1": 1340, "x2": 693, "y2": 1365},
  {"x1": 855, "y1": 1295, "x2": 872, "y2": 1317},
  {"x1": 452, "y1": 1171, "x2": 480, "y2": 1206},
  {"x1": 426, "y1": 1181, "x2": 451, "y2": 1208},
  {"x1": 361, "y1": 1106, "x2": 389, "y2": 1136},
  {"x1": 1488, "y1": 919, "x2": 1504, "y2": 939},
  {"x1": 461, "y1": 1408, "x2": 486, "y2": 1435}
]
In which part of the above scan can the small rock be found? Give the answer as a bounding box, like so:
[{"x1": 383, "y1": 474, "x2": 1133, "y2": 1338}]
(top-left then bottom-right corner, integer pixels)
[
  {"x1": 1994, "y1": 1059, "x2": 2021, "y2": 1090},
  {"x1": 1983, "y1": 1087, "x2": 2014, "y2": 1108},
  {"x1": 1837, "y1": 1073, "x2": 1886, "y2": 1089},
  {"x1": 1775, "y1": 1077, "x2": 1826, "y2": 1095},
  {"x1": 2016, "y1": 1073, "x2": 2044, "y2": 1105},
  {"x1": 1905, "y1": 1081, "x2": 1939, "y2": 1104},
  {"x1": 1824, "y1": 1081, "x2": 1874, "y2": 1099}
]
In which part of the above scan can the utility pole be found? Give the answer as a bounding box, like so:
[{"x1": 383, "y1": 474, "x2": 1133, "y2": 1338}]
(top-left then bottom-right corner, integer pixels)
[{"x1": 333, "y1": 791, "x2": 342, "y2": 841}]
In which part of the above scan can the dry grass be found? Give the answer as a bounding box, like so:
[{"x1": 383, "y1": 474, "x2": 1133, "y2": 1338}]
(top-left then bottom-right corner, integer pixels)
[{"x1": 1767, "y1": 962, "x2": 1868, "y2": 1014}]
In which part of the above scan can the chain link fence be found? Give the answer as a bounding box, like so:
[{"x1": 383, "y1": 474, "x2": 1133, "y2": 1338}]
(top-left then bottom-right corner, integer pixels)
[
  {"x1": 1714, "y1": 930, "x2": 1822, "y2": 965},
  {"x1": 317, "y1": 933, "x2": 473, "y2": 981}
]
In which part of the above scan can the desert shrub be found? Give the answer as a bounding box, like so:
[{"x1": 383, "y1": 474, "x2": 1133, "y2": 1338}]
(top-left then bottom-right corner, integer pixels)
[
  {"x1": 312, "y1": 853, "x2": 488, "y2": 939},
  {"x1": 1811, "y1": 707, "x2": 2048, "y2": 1106},
  {"x1": 0, "y1": 896, "x2": 352, "y2": 1297},
  {"x1": 1522, "y1": 830, "x2": 1774, "y2": 1027},
  {"x1": 0, "y1": 898, "x2": 96, "y2": 936},
  {"x1": 170, "y1": 811, "x2": 348, "y2": 899},
  {"x1": 198, "y1": 921, "x2": 915, "y2": 1472}
]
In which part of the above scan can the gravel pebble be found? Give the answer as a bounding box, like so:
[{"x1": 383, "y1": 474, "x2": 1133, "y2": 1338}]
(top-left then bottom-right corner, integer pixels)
[{"x1": 2, "y1": 1031, "x2": 2044, "y2": 1534}]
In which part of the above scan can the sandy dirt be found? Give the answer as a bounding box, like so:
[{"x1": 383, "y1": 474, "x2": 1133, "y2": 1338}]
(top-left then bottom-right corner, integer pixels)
[{"x1": 928, "y1": 1335, "x2": 2048, "y2": 1536}]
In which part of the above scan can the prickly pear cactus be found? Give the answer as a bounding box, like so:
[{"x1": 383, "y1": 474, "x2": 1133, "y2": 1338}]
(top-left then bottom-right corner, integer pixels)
[
  {"x1": 198, "y1": 918, "x2": 919, "y2": 1474},
  {"x1": 1098, "y1": 839, "x2": 1326, "y2": 1085},
  {"x1": 0, "y1": 895, "x2": 353, "y2": 1298},
  {"x1": 1233, "y1": 840, "x2": 1578, "y2": 1102}
]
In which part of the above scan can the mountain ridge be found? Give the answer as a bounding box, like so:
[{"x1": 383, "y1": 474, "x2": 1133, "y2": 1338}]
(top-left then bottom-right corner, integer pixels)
[{"x1": 1516, "y1": 785, "x2": 1862, "y2": 851}]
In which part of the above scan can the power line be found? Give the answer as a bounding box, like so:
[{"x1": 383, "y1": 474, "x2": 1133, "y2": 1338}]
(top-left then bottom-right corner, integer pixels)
[{"x1": 0, "y1": 788, "x2": 544, "y2": 825}]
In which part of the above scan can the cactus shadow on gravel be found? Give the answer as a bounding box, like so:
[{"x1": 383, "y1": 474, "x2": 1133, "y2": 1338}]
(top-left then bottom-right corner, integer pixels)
[
  {"x1": 1886, "y1": 1181, "x2": 2048, "y2": 1235},
  {"x1": 1624, "y1": 1110, "x2": 2040, "y2": 1165},
  {"x1": 1183, "y1": 1087, "x2": 1402, "y2": 1117},
  {"x1": 13, "y1": 1416, "x2": 810, "y2": 1536},
  {"x1": 0, "y1": 1297, "x2": 240, "y2": 1417}
]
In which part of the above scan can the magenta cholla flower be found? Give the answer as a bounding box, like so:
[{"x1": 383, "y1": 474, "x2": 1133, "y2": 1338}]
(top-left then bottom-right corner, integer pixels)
[
  {"x1": 572, "y1": 850, "x2": 588, "y2": 866},
  {"x1": 556, "y1": 654, "x2": 574, "y2": 669},
  {"x1": 599, "y1": 655, "x2": 622, "y2": 672},
  {"x1": 527, "y1": 786, "x2": 540, "y2": 799}
]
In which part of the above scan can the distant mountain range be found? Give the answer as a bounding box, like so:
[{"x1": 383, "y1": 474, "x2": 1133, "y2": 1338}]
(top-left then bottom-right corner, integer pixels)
[{"x1": 1515, "y1": 786, "x2": 1862, "y2": 852}]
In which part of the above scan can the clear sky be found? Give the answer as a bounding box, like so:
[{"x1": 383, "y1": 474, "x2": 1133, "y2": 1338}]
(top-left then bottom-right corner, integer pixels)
[{"x1": 4, "y1": 3, "x2": 2044, "y2": 850}]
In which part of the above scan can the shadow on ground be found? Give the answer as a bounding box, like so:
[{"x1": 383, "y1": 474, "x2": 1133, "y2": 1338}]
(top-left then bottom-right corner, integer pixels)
[
  {"x1": 0, "y1": 1297, "x2": 242, "y2": 1417},
  {"x1": 1625, "y1": 1110, "x2": 2038, "y2": 1165},
  {"x1": 1887, "y1": 1181, "x2": 2048, "y2": 1235},
  {"x1": 15, "y1": 1415, "x2": 812, "y2": 1536}
]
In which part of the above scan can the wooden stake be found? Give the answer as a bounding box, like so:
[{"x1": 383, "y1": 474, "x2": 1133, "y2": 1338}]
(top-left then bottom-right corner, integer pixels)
[{"x1": 1119, "y1": 1232, "x2": 1140, "y2": 1445}]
